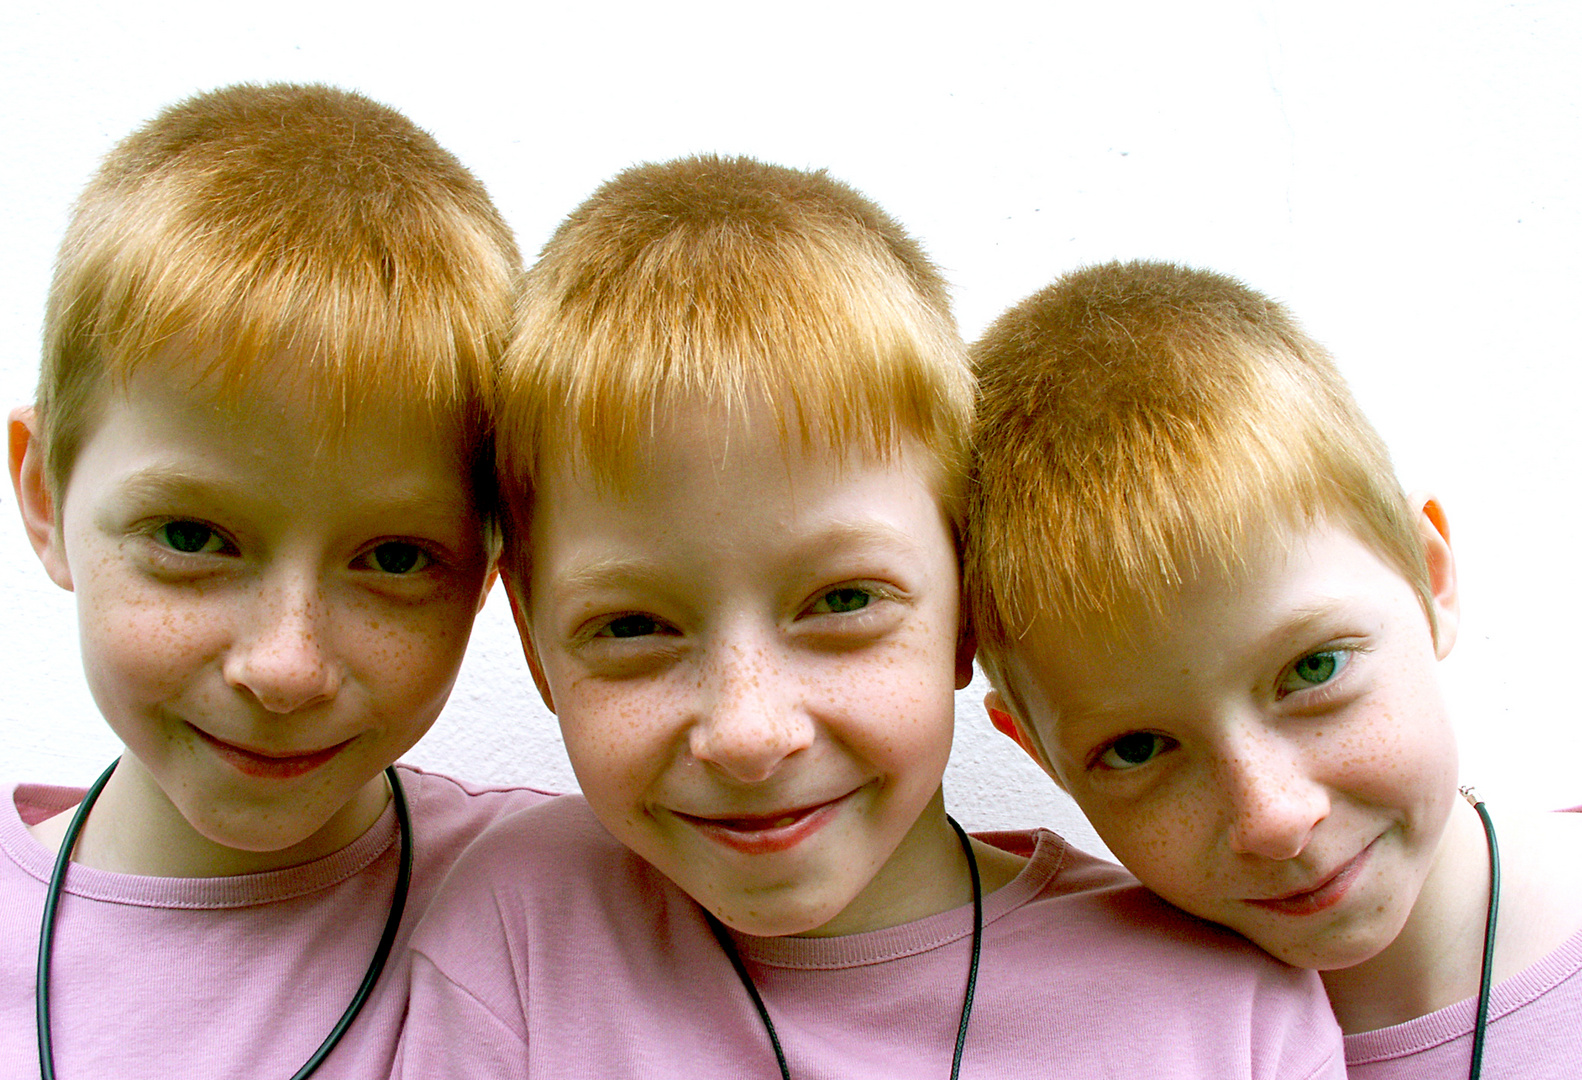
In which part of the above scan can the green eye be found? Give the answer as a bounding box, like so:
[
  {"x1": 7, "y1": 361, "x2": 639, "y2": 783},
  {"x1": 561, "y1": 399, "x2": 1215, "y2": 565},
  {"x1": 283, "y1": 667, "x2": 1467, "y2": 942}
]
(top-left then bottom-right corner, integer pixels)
[
  {"x1": 155, "y1": 521, "x2": 223, "y2": 554},
  {"x1": 1280, "y1": 650, "x2": 1348, "y2": 695},
  {"x1": 369, "y1": 542, "x2": 428, "y2": 575},
  {"x1": 810, "y1": 587, "x2": 871, "y2": 614},
  {"x1": 1097, "y1": 733, "x2": 1173, "y2": 771},
  {"x1": 598, "y1": 614, "x2": 661, "y2": 638}
]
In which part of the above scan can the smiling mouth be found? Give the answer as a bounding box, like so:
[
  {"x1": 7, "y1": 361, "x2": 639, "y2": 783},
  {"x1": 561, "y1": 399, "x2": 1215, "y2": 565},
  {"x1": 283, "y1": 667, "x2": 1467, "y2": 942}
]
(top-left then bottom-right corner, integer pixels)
[
  {"x1": 192, "y1": 726, "x2": 354, "y2": 779},
  {"x1": 674, "y1": 795, "x2": 850, "y2": 855},
  {"x1": 1246, "y1": 841, "x2": 1376, "y2": 917}
]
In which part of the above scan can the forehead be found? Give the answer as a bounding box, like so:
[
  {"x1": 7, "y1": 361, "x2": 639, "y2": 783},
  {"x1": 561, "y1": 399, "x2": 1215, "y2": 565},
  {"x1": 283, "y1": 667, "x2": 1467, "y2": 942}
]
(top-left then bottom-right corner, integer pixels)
[
  {"x1": 1006, "y1": 521, "x2": 1427, "y2": 712},
  {"x1": 59, "y1": 361, "x2": 476, "y2": 528},
  {"x1": 85, "y1": 348, "x2": 468, "y2": 459},
  {"x1": 532, "y1": 396, "x2": 952, "y2": 516},
  {"x1": 524, "y1": 413, "x2": 955, "y2": 579}
]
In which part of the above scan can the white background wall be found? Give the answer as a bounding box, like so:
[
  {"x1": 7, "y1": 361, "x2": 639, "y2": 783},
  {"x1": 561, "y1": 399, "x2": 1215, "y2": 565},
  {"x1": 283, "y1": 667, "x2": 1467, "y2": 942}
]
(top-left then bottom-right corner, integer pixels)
[{"x1": 1, "y1": 1, "x2": 1577, "y2": 860}]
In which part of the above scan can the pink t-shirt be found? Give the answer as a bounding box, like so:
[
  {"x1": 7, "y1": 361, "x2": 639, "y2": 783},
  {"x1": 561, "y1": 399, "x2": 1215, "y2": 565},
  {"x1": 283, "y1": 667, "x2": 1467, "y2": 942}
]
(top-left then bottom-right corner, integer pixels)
[
  {"x1": 1344, "y1": 926, "x2": 1582, "y2": 1078},
  {"x1": 1344, "y1": 808, "x2": 1582, "y2": 1079},
  {"x1": 399, "y1": 795, "x2": 1344, "y2": 1079},
  {"x1": 0, "y1": 764, "x2": 554, "y2": 1079}
]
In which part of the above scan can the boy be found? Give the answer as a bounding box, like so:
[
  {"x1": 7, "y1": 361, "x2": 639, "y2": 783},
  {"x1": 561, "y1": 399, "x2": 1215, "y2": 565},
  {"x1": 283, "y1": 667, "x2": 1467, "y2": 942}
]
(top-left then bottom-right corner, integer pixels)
[
  {"x1": 966, "y1": 260, "x2": 1582, "y2": 1078},
  {"x1": 397, "y1": 157, "x2": 1344, "y2": 1078},
  {"x1": 2, "y1": 83, "x2": 552, "y2": 1078}
]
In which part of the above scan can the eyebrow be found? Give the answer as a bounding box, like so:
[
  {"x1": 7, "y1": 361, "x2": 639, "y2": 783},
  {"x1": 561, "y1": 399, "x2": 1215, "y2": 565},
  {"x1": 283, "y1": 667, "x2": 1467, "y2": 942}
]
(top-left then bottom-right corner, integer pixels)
[
  {"x1": 552, "y1": 554, "x2": 668, "y2": 598},
  {"x1": 792, "y1": 516, "x2": 929, "y2": 559},
  {"x1": 110, "y1": 464, "x2": 474, "y2": 525},
  {"x1": 549, "y1": 517, "x2": 932, "y2": 598},
  {"x1": 1261, "y1": 600, "x2": 1354, "y2": 645},
  {"x1": 113, "y1": 464, "x2": 219, "y2": 504}
]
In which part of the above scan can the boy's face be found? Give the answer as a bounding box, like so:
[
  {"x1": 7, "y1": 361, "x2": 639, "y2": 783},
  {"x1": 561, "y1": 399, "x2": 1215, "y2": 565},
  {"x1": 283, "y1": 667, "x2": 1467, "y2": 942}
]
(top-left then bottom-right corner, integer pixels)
[
  {"x1": 996, "y1": 515, "x2": 1459, "y2": 969},
  {"x1": 10, "y1": 355, "x2": 491, "y2": 873},
  {"x1": 513, "y1": 410, "x2": 971, "y2": 938}
]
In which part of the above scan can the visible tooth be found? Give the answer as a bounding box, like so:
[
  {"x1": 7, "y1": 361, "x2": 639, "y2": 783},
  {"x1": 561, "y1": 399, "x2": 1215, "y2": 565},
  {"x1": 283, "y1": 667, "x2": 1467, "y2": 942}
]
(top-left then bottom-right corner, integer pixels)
[{"x1": 771, "y1": 815, "x2": 795, "y2": 828}]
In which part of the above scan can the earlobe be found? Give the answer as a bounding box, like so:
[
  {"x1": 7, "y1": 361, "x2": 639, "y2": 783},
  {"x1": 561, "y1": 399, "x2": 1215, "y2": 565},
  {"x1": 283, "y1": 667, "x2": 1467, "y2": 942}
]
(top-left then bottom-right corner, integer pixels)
[
  {"x1": 1412, "y1": 493, "x2": 1459, "y2": 659},
  {"x1": 502, "y1": 567, "x2": 555, "y2": 713},
  {"x1": 8, "y1": 407, "x2": 72, "y2": 591}
]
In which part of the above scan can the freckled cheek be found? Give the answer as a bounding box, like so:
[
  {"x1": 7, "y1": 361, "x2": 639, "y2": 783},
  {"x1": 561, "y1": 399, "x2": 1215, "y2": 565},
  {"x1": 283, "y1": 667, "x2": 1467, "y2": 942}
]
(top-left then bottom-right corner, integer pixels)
[
  {"x1": 75, "y1": 582, "x2": 232, "y2": 700},
  {"x1": 808, "y1": 641, "x2": 953, "y2": 760},
  {"x1": 342, "y1": 597, "x2": 479, "y2": 700},
  {"x1": 1087, "y1": 793, "x2": 1222, "y2": 899},
  {"x1": 553, "y1": 674, "x2": 679, "y2": 791},
  {"x1": 1320, "y1": 698, "x2": 1456, "y2": 813}
]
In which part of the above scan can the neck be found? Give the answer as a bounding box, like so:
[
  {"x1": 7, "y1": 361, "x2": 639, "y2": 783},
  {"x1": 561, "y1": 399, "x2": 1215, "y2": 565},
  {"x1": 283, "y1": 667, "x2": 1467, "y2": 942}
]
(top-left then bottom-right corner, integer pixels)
[
  {"x1": 28, "y1": 755, "x2": 390, "y2": 876},
  {"x1": 1321, "y1": 798, "x2": 1491, "y2": 1032}
]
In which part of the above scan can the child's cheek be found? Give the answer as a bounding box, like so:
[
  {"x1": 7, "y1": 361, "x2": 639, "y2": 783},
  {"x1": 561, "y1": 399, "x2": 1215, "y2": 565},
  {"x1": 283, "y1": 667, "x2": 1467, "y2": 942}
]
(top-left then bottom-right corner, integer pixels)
[
  {"x1": 74, "y1": 571, "x2": 230, "y2": 706},
  {"x1": 1079, "y1": 783, "x2": 1222, "y2": 909}
]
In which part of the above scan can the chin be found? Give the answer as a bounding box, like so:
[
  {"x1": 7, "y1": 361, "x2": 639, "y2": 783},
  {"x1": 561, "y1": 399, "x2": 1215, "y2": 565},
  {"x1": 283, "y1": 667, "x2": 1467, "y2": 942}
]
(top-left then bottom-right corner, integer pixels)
[
  {"x1": 1249, "y1": 923, "x2": 1397, "y2": 973},
  {"x1": 710, "y1": 892, "x2": 849, "y2": 939}
]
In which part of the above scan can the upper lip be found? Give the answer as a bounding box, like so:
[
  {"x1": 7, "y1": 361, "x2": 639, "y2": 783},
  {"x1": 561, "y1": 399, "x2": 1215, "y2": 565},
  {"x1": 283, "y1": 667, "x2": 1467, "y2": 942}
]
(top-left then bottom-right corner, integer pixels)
[{"x1": 1247, "y1": 843, "x2": 1371, "y2": 903}]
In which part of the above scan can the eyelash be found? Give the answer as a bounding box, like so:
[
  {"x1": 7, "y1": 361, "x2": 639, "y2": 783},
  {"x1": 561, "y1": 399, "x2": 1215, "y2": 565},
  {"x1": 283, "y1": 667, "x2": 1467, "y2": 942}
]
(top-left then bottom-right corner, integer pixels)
[
  {"x1": 580, "y1": 581, "x2": 900, "y2": 642},
  {"x1": 145, "y1": 520, "x2": 445, "y2": 582},
  {"x1": 802, "y1": 582, "x2": 899, "y2": 618},
  {"x1": 591, "y1": 613, "x2": 674, "y2": 639},
  {"x1": 149, "y1": 519, "x2": 236, "y2": 557},
  {"x1": 353, "y1": 540, "x2": 438, "y2": 576},
  {"x1": 1276, "y1": 646, "x2": 1355, "y2": 699},
  {"x1": 1090, "y1": 731, "x2": 1178, "y2": 773}
]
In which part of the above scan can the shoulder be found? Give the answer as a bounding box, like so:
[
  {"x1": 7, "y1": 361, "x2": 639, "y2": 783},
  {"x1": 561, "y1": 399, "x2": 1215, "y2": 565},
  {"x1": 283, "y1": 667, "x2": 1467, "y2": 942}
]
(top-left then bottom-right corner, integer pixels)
[
  {"x1": 412, "y1": 795, "x2": 657, "y2": 940},
  {"x1": 430, "y1": 790, "x2": 623, "y2": 875},
  {"x1": 975, "y1": 829, "x2": 1344, "y2": 1077},
  {"x1": 406, "y1": 795, "x2": 700, "y2": 1016},
  {"x1": 10, "y1": 782, "x2": 85, "y2": 827},
  {"x1": 393, "y1": 762, "x2": 558, "y2": 813},
  {"x1": 393, "y1": 765, "x2": 557, "y2": 854},
  {"x1": 992, "y1": 827, "x2": 1333, "y2": 992}
]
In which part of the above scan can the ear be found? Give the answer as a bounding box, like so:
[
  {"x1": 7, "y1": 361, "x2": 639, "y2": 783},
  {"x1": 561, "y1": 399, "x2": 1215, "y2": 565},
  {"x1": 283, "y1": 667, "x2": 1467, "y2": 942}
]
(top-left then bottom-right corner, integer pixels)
[
  {"x1": 9, "y1": 407, "x2": 72, "y2": 591},
  {"x1": 954, "y1": 623, "x2": 977, "y2": 691},
  {"x1": 1411, "y1": 492, "x2": 1459, "y2": 660},
  {"x1": 985, "y1": 688, "x2": 1065, "y2": 789},
  {"x1": 501, "y1": 566, "x2": 556, "y2": 713}
]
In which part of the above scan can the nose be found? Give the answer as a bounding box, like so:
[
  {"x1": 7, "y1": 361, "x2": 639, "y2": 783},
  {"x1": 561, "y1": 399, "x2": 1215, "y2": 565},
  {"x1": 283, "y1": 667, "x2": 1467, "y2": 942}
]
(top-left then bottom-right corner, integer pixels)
[
  {"x1": 1220, "y1": 733, "x2": 1329, "y2": 861},
  {"x1": 687, "y1": 637, "x2": 814, "y2": 783},
  {"x1": 223, "y1": 574, "x2": 343, "y2": 714}
]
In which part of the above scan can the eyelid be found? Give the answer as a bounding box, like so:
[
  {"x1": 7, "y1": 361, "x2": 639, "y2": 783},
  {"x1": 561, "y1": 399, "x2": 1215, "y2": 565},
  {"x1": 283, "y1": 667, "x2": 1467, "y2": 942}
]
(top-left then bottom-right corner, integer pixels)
[
  {"x1": 1087, "y1": 731, "x2": 1178, "y2": 772},
  {"x1": 576, "y1": 610, "x2": 679, "y2": 643},
  {"x1": 148, "y1": 518, "x2": 237, "y2": 556},
  {"x1": 353, "y1": 538, "x2": 444, "y2": 573},
  {"x1": 1276, "y1": 642, "x2": 1363, "y2": 701},
  {"x1": 801, "y1": 580, "x2": 902, "y2": 615}
]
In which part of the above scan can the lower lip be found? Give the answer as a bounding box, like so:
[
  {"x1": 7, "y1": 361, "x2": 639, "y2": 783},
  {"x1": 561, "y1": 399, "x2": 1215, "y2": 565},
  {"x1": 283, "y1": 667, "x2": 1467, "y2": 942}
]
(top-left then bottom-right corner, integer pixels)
[
  {"x1": 678, "y1": 796, "x2": 848, "y2": 856},
  {"x1": 192, "y1": 726, "x2": 351, "y2": 779},
  {"x1": 1247, "y1": 842, "x2": 1375, "y2": 917}
]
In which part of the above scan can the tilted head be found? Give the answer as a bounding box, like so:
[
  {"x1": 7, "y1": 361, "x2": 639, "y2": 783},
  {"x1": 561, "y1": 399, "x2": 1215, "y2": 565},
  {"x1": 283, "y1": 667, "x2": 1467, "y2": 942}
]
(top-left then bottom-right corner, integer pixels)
[
  {"x1": 499, "y1": 156, "x2": 981, "y2": 937},
  {"x1": 39, "y1": 81, "x2": 522, "y2": 501},
  {"x1": 966, "y1": 259, "x2": 1432, "y2": 706},
  {"x1": 964, "y1": 262, "x2": 1463, "y2": 974},
  {"x1": 496, "y1": 153, "x2": 972, "y2": 559}
]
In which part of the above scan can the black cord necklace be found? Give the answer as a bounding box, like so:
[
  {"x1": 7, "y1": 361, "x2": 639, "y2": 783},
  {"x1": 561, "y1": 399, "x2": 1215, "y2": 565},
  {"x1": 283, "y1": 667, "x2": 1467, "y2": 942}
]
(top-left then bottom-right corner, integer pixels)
[
  {"x1": 35, "y1": 759, "x2": 414, "y2": 1080},
  {"x1": 1460, "y1": 786, "x2": 1500, "y2": 1080},
  {"x1": 705, "y1": 814, "x2": 984, "y2": 1080}
]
